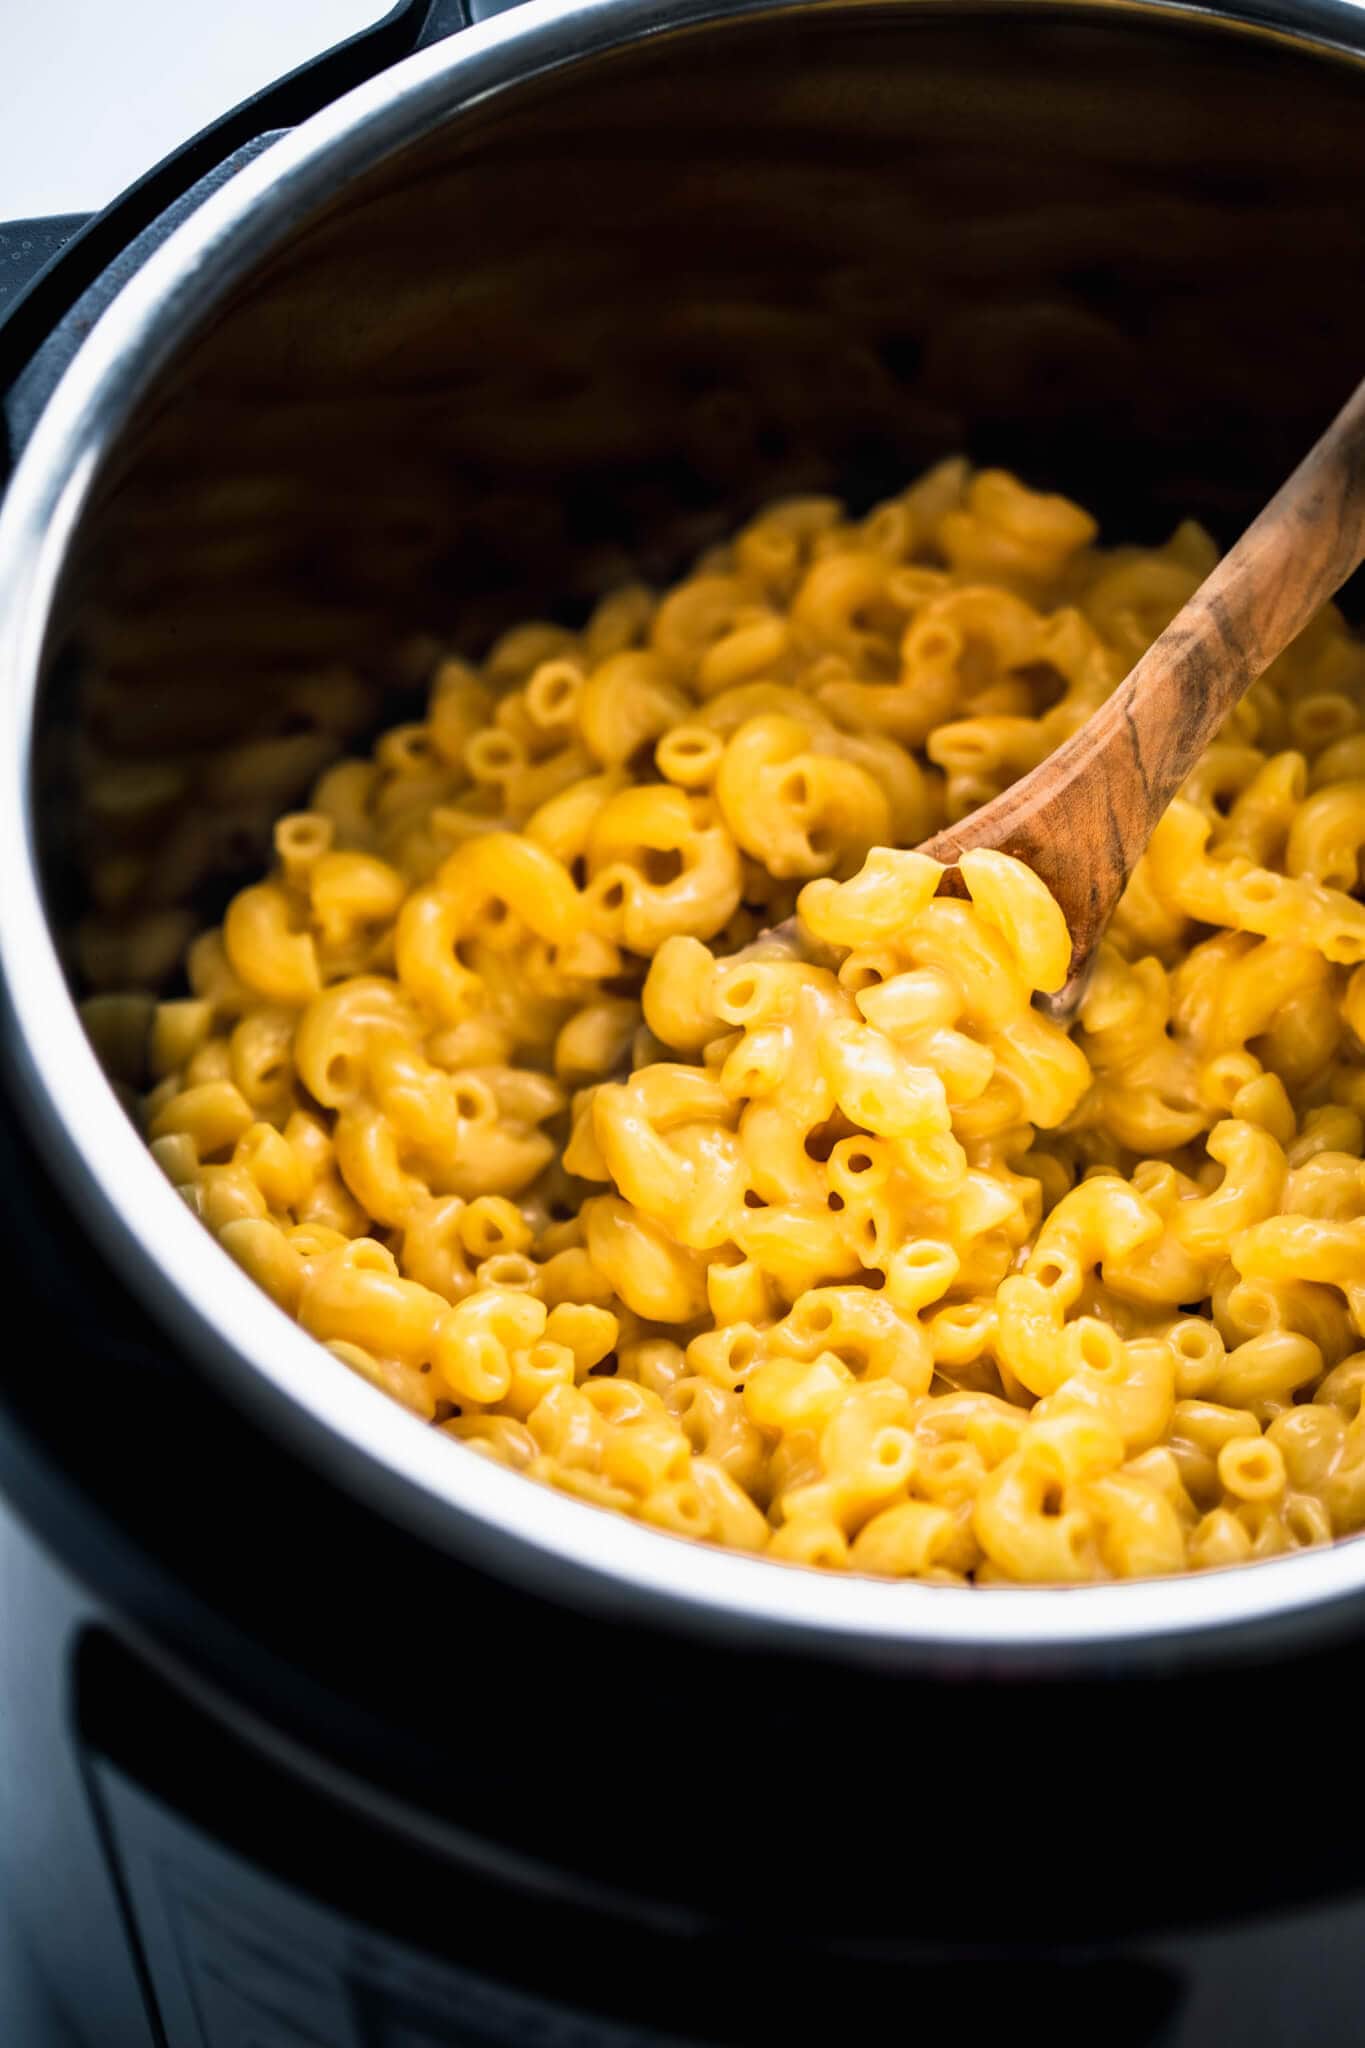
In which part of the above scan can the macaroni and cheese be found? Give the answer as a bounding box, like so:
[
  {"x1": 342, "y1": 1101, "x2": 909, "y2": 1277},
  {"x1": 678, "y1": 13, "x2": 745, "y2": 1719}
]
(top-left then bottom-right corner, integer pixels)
[{"x1": 105, "y1": 460, "x2": 1365, "y2": 1583}]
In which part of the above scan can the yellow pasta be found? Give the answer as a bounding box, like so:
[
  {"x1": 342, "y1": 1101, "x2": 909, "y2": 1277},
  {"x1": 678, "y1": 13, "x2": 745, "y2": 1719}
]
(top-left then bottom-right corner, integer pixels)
[{"x1": 109, "y1": 460, "x2": 1365, "y2": 1584}]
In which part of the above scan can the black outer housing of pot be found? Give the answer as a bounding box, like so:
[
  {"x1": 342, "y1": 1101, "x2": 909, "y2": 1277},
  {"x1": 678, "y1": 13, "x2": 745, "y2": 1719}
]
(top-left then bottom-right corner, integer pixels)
[{"x1": 4, "y1": 4, "x2": 1365, "y2": 2044}]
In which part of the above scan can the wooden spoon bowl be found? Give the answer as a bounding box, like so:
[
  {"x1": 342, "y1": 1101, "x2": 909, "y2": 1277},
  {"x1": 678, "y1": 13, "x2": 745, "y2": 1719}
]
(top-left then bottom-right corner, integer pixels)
[{"x1": 917, "y1": 373, "x2": 1365, "y2": 1017}]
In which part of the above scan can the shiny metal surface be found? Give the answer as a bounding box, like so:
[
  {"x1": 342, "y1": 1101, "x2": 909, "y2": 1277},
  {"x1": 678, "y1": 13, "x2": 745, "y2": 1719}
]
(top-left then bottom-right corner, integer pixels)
[{"x1": 3, "y1": 0, "x2": 1365, "y2": 1669}]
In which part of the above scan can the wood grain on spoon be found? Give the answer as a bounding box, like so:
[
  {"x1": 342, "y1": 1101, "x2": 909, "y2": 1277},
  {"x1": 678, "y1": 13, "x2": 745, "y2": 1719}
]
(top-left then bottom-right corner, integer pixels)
[{"x1": 913, "y1": 373, "x2": 1365, "y2": 1018}]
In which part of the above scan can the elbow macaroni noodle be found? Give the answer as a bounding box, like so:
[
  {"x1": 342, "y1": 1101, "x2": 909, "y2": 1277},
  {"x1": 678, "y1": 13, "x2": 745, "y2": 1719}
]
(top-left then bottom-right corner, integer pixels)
[{"x1": 98, "y1": 459, "x2": 1365, "y2": 1583}]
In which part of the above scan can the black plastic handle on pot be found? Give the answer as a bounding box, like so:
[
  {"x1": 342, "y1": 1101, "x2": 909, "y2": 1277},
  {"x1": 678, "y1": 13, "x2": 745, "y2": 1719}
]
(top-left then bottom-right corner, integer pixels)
[
  {"x1": 0, "y1": 217, "x2": 92, "y2": 325},
  {"x1": 0, "y1": 0, "x2": 519, "y2": 480}
]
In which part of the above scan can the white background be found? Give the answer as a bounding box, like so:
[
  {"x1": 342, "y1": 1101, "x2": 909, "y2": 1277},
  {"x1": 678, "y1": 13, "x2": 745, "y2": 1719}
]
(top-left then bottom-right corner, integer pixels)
[{"x1": 0, "y1": 0, "x2": 389, "y2": 219}]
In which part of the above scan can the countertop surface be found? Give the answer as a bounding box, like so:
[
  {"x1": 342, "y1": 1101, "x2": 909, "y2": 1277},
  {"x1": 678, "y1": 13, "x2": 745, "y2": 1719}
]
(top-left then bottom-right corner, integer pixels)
[{"x1": 0, "y1": 0, "x2": 388, "y2": 220}]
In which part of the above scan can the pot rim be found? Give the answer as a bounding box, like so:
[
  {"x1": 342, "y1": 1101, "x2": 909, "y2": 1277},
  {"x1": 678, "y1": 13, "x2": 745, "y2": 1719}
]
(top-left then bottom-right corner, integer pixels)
[{"x1": 4, "y1": 0, "x2": 1365, "y2": 1673}]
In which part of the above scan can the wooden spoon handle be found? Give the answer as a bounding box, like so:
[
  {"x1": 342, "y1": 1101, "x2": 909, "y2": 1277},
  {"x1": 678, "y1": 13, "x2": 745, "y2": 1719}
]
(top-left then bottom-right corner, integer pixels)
[{"x1": 918, "y1": 373, "x2": 1365, "y2": 989}]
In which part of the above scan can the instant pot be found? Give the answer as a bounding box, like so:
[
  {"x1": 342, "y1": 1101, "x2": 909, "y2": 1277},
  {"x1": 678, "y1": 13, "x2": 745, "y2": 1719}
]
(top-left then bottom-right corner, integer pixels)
[{"x1": 4, "y1": 2, "x2": 1365, "y2": 2041}]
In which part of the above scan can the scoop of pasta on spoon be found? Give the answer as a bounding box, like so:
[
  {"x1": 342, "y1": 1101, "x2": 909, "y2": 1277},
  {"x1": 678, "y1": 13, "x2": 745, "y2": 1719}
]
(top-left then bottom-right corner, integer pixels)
[{"x1": 772, "y1": 375, "x2": 1365, "y2": 1020}]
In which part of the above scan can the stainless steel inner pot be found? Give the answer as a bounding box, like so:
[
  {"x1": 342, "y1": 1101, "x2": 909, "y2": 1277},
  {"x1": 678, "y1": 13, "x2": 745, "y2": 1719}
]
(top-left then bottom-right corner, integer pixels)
[{"x1": 3, "y1": 0, "x2": 1365, "y2": 1672}]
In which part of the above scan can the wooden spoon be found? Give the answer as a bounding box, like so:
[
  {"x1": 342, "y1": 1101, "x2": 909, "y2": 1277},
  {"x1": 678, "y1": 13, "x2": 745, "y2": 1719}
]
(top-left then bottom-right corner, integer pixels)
[
  {"x1": 757, "y1": 377, "x2": 1365, "y2": 1021},
  {"x1": 913, "y1": 374, "x2": 1365, "y2": 1019}
]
